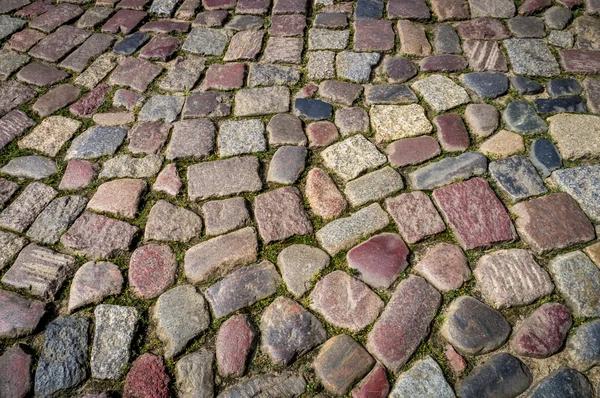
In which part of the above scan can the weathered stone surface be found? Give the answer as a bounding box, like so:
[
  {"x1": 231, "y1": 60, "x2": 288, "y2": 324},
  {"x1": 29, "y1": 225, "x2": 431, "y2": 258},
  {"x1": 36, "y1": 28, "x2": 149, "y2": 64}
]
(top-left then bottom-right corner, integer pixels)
[
  {"x1": 176, "y1": 349, "x2": 214, "y2": 398},
  {"x1": 248, "y1": 64, "x2": 301, "y2": 87},
  {"x1": 99, "y1": 154, "x2": 163, "y2": 179},
  {"x1": 68, "y1": 261, "x2": 122, "y2": 313},
  {"x1": 321, "y1": 135, "x2": 386, "y2": 181},
  {"x1": 455, "y1": 353, "x2": 532, "y2": 398},
  {"x1": 0, "y1": 230, "x2": 27, "y2": 270},
  {"x1": 74, "y1": 53, "x2": 121, "y2": 90},
  {"x1": 152, "y1": 164, "x2": 182, "y2": 197},
  {"x1": 0, "y1": 156, "x2": 57, "y2": 180},
  {"x1": 129, "y1": 244, "x2": 176, "y2": 299},
  {"x1": 0, "y1": 51, "x2": 29, "y2": 81},
  {"x1": 504, "y1": 39, "x2": 560, "y2": 76},
  {"x1": 319, "y1": 80, "x2": 363, "y2": 106},
  {"x1": 166, "y1": 119, "x2": 215, "y2": 160},
  {"x1": 527, "y1": 368, "x2": 593, "y2": 398},
  {"x1": 184, "y1": 227, "x2": 258, "y2": 283},
  {"x1": 217, "y1": 315, "x2": 256, "y2": 377},
  {"x1": 260, "y1": 297, "x2": 326, "y2": 365},
  {"x1": 109, "y1": 57, "x2": 162, "y2": 92},
  {"x1": 65, "y1": 126, "x2": 127, "y2": 160},
  {"x1": 0, "y1": 109, "x2": 35, "y2": 151},
  {"x1": 266, "y1": 113, "x2": 305, "y2": 146},
  {"x1": 234, "y1": 87, "x2": 290, "y2": 116},
  {"x1": 512, "y1": 193, "x2": 595, "y2": 255},
  {"x1": 34, "y1": 317, "x2": 89, "y2": 398},
  {"x1": 0, "y1": 345, "x2": 32, "y2": 398},
  {"x1": 0, "y1": 81, "x2": 36, "y2": 117},
  {"x1": 91, "y1": 305, "x2": 138, "y2": 380},
  {"x1": 390, "y1": 356, "x2": 455, "y2": 398},
  {"x1": 458, "y1": 18, "x2": 507, "y2": 40},
  {"x1": 254, "y1": 187, "x2": 312, "y2": 243},
  {"x1": 367, "y1": 276, "x2": 441, "y2": 372},
  {"x1": 434, "y1": 114, "x2": 469, "y2": 152},
  {"x1": 219, "y1": 373, "x2": 306, "y2": 398},
  {"x1": 123, "y1": 354, "x2": 170, "y2": 398},
  {"x1": 469, "y1": 0, "x2": 515, "y2": 17},
  {"x1": 144, "y1": 200, "x2": 202, "y2": 243},
  {"x1": 317, "y1": 203, "x2": 390, "y2": 256},
  {"x1": 385, "y1": 192, "x2": 446, "y2": 244},
  {"x1": 462, "y1": 72, "x2": 508, "y2": 99},
  {"x1": 489, "y1": 156, "x2": 547, "y2": 202},
  {"x1": 397, "y1": 20, "x2": 431, "y2": 56},
  {"x1": 475, "y1": 249, "x2": 553, "y2": 308},
  {"x1": 138, "y1": 95, "x2": 185, "y2": 123},
  {"x1": 70, "y1": 84, "x2": 110, "y2": 118},
  {"x1": 384, "y1": 56, "x2": 418, "y2": 83},
  {"x1": 370, "y1": 104, "x2": 431, "y2": 143},
  {"x1": 534, "y1": 96, "x2": 587, "y2": 114},
  {"x1": 60, "y1": 33, "x2": 113, "y2": 72},
  {"x1": 351, "y1": 363, "x2": 389, "y2": 398},
  {"x1": 441, "y1": 296, "x2": 511, "y2": 355},
  {"x1": 511, "y1": 75, "x2": 544, "y2": 95},
  {"x1": 414, "y1": 243, "x2": 470, "y2": 292},
  {"x1": 218, "y1": 119, "x2": 266, "y2": 156},
  {"x1": 408, "y1": 152, "x2": 488, "y2": 190},
  {"x1": 313, "y1": 335, "x2": 375, "y2": 396},
  {"x1": 420, "y1": 54, "x2": 468, "y2": 72},
  {"x1": 511, "y1": 303, "x2": 572, "y2": 358},
  {"x1": 344, "y1": 167, "x2": 403, "y2": 207},
  {"x1": 548, "y1": 114, "x2": 600, "y2": 160},
  {"x1": 549, "y1": 251, "x2": 600, "y2": 318},
  {"x1": 433, "y1": 177, "x2": 516, "y2": 250},
  {"x1": 479, "y1": 130, "x2": 525, "y2": 158},
  {"x1": 0, "y1": 182, "x2": 57, "y2": 233},
  {"x1": 61, "y1": 212, "x2": 138, "y2": 259},
  {"x1": 160, "y1": 56, "x2": 204, "y2": 92},
  {"x1": 206, "y1": 261, "x2": 281, "y2": 318},
  {"x1": 263, "y1": 36, "x2": 303, "y2": 63},
  {"x1": 267, "y1": 146, "x2": 306, "y2": 185},
  {"x1": 277, "y1": 244, "x2": 329, "y2": 298},
  {"x1": 27, "y1": 195, "x2": 87, "y2": 244},
  {"x1": 567, "y1": 320, "x2": 600, "y2": 371},
  {"x1": 305, "y1": 168, "x2": 346, "y2": 219},
  {"x1": 188, "y1": 156, "x2": 262, "y2": 200},
  {"x1": 294, "y1": 98, "x2": 333, "y2": 120},
  {"x1": 88, "y1": 179, "x2": 145, "y2": 220},
  {"x1": 308, "y1": 28, "x2": 349, "y2": 50},
  {"x1": 551, "y1": 166, "x2": 600, "y2": 222},
  {"x1": 529, "y1": 137, "x2": 561, "y2": 178},
  {"x1": 336, "y1": 51, "x2": 380, "y2": 83},
  {"x1": 102, "y1": 9, "x2": 146, "y2": 34},
  {"x1": 412, "y1": 75, "x2": 470, "y2": 113},
  {"x1": 202, "y1": 197, "x2": 249, "y2": 236},
  {"x1": 154, "y1": 285, "x2": 210, "y2": 358},
  {"x1": 0, "y1": 289, "x2": 46, "y2": 339}
]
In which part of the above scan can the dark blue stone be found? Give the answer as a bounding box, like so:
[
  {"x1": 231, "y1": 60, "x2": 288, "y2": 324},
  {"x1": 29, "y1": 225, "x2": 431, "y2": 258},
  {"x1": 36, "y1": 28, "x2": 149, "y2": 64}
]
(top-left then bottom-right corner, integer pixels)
[
  {"x1": 294, "y1": 98, "x2": 333, "y2": 120},
  {"x1": 113, "y1": 32, "x2": 150, "y2": 55},
  {"x1": 528, "y1": 368, "x2": 593, "y2": 398},
  {"x1": 510, "y1": 75, "x2": 544, "y2": 95},
  {"x1": 462, "y1": 72, "x2": 509, "y2": 99},
  {"x1": 354, "y1": 0, "x2": 383, "y2": 19},
  {"x1": 456, "y1": 353, "x2": 532, "y2": 398},
  {"x1": 529, "y1": 138, "x2": 561, "y2": 178},
  {"x1": 489, "y1": 156, "x2": 547, "y2": 202},
  {"x1": 547, "y1": 78, "x2": 582, "y2": 98},
  {"x1": 502, "y1": 100, "x2": 547, "y2": 134},
  {"x1": 533, "y1": 96, "x2": 587, "y2": 114}
]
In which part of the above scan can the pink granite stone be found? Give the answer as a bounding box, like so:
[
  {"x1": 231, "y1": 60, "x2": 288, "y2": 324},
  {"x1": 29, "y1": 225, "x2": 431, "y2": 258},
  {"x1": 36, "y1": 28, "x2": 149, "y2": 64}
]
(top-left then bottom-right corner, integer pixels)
[
  {"x1": 8, "y1": 29, "x2": 45, "y2": 52},
  {"x1": 128, "y1": 121, "x2": 171, "y2": 154},
  {"x1": 269, "y1": 14, "x2": 306, "y2": 36},
  {"x1": 414, "y1": 243, "x2": 470, "y2": 292},
  {"x1": 68, "y1": 261, "x2": 123, "y2": 312},
  {"x1": 351, "y1": 363, "x2": 389, "y2": 398},
  {"x1": 518, "y1": 0, "x2": 551, "y2": 15},
  {"x1": 353, "y1": 20, "x2": 395, "y2": 52},
  {"x1": 347, "y1": 233, "x2": 409, "y2": 289},
  {"x1": 203, "y1": 63, "x2": 245, "y2": 90},
  {"x1": 0, "y1": 290, "x2": 46, "y2": 339},
  {"x1": 87, "y1": 179, "x2": 146, "y2": 219},
  {"x1": 434, "y1": 114, "x2": 470, "y2": 152},
  {"x1": 307, "y1": 121, "x2": 339, "y2": 148},
  {"x1": 445, "y1": 344, "x2": 467, "y2": 375},
  {"x1": 59, "y1": 160, "x2": 99, "y2": 190},
  {"x1": 216, "y1": 315, "x2": 256, "y2": 377},
  {"x1": 511, "y1": 303, "x2": 572, "y2": 358},
  {"x1": 559, "y1": 50, "x2": 600, "y2": 74},
  {"x1": 366, "y1": 276, "x2": 441, "y2": 372},
  {"x1": 432, "y1": 178, "x2": 517, "y2": 250},
  {"x1": 456, "y1": 17, "x2": 510, "y2": 40},
  {"x1": 129, "y1": 244, "x2": 176, "y2": 299},
  {"x1": 0, "y1": 345, "x2": 32, "y2": 398},
  {"x1": 305, "y1": 168, "x2": 347, "y2": 219},
  {"x1": 386, "y1": 136, "x2": 441, "y2": 167},
  {"x1": 139, "y1": 34, "x2": 180, "y2": 61},
  {"x1": 123, "y1": 354, "x2": 170, "y2": 398},
  {"x1": 70, "y1": 83, "x2": 110, "y2": 118},
  {"x1": 430, "y1": 0, "x2": 470, "y2": 21},
  {"x1": 102, "y1": 9, "x2": 146, "y2": 34},
  {"x1": 203, "y1": 0, "x2": 235, "y2": 9},
  {"x1": 420, "y1": 55, "x2": 468, "y2": 72},
  {"x1": 385, "y1": 191, "x2": 446, "y2": 244},
  {"x1": 310, "y1": 270, "x2": 384, "y2": 332},
  {"x1": 152, "y1": 163, "x2": 182, "y2": 196}
]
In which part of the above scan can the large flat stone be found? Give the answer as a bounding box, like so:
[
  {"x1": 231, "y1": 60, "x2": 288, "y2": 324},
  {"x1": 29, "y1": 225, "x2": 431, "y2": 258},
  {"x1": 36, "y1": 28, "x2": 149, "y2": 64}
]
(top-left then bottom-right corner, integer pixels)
[
  {"x1": 548, "y1": 114, "x2": 600, "y2": 160},
  {"x1": 26, "y1": 195, "x2": 87, "y2": 245},
  {"x1": 0, "y1": 182, "x2": 57, "y2": 233},
  {"x1": 552, "y1": 165, "x2": 600, "y2": 222},
  {"x1": 254, "y1": 187, "x2": 312, "y2": 243},
  {"x1": 0, "y1": 289, "x2": 46, "y2": 339},
  {"x1": 320, "y1": 134, "x2": 386, "y2": 182},
  {"x1": 187, "y1": 156, "x2": 262, "y2": 200},
  {"x1": 408, "y1": 152, "x2": 488, "y2": 190}
]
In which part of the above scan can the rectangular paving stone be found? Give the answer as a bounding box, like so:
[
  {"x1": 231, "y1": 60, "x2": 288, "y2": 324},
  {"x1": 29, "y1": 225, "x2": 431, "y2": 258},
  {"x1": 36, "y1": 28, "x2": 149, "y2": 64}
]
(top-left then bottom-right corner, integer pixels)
[
  {"x1": 0, "y1": 17, "x2": 26, "y2": 42},
  {"x1": 29, "y1": 3, "x2": 83, "y2": 32},
  {"x1": 74, "y1": 52, "x2": 121, "y2": 89},
  {"x1": 91, "y1": 305, "x2": 138, "y2": 380},
  {"x1": 548, "y1": 114, "x2": 600, "y2": 160},
  {"x1": 463, "y1": 40, "x2": 508, "y2": 71},
  {"x1": 76, "y1": 7, "x2": 114, "y2": 29},
  {"x1": 234, "y1": 87, "x2": 290, "y2": 116},
  {"x1": 512, "y1": 193, "x2": 595, "y2": 255},
  {"x1": 0, "y1": 182, "x2": 57, "y2": 233},
  {"x1": 308, "y1": 28, "x2": 350, "y2": 50},
  {"x1": 1, "y1": 243, "x2": 77, "y2": 300},
  {"x1": 560, "y1": 50, "x2": 600, "y2": 74},
  {"x1": 316, "y1": 203, "x2": 390, "y2": 256},
  {"x1": 0, "y1": 230, "x2": 27, "y2": 270},
  {"x1": 26, "y1": 196, "x2": 88, "y2": 245},
  {"x1": 60, "y1": 211, "x2": 139, "y2": 259},
  {"x1": 0, "y1": 81, "x2": 36, "y2": 117},
  {"x1": 18, "y1": 61, "x2": 70, "y2": 87},
  {"x1": 206, "y1": 261, "x2": 281, "y2": 318},
  {"x1": 409, "y1": 152, "x2": 488, "y2": 190},
  {"x1": 0, "y1": 177, "x2": 18, "y2": 207},
  {"x1": 59, "y1": 33, "x2": 114, "y2": 72},
  {"x1": 29, "y1": 25, "x2": 90, "y2": 62},
  {"x1": 19, "y1": 116, "x2": 81, "y2": 157},
  {"x1": 551, "y1": 166, "x2": 600, "y2": 222},
  {"x1": 0, "y1": 51, "x2": 29, "y2": 81},
  {"x1": 109, "y1": 57, "x2": 163, "y2": 92},
  {"x1": 149, "y1": 0, "x2": 178, "y2": 16},
  {"x1": 385, "y1": 191, "x2": 446, "y2": 244},
  {"x1": 184, "y1": 226, "x2": 258, "y2": 283},
  {"x1": 187, "y1": 156, "x2": 262, "y2": 200},
  {"x1": 102, "y1": 9, "x2": 146, "y2": 34},
  {"x1": 433, "y1": 177, "x2": 517, "y2": 250},
  {"x1": 182, "y1": 27, "x2": 231, "y2": 55},
  {"x1": 0, "y1": 0, "x2": 29, "y2": 14},
  {"x1": 344, "y1": 166, "x2": 404, "y2": 207},
  {"x1": 321, "y1": 134, "x2": 386, "y2": 181},
  {"x1": 8, "y1": 29, "x2": 46, "y2": 52},
  {"x1": 0, "y1": 109, "x2": 35, "y2": 151},
  {"x1": 32, "y1": 84, "x2": 81, "y2": 118},
  {"x1": 504, "y1": 39, "x2": 560, "y2": 77}
]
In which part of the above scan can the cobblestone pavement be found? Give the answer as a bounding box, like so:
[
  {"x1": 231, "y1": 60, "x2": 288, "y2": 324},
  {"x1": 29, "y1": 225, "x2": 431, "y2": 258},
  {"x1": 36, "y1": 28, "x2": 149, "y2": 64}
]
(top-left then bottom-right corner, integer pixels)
[{"x1": 4, "y1": 0, "x2": 600, "y2": 396}]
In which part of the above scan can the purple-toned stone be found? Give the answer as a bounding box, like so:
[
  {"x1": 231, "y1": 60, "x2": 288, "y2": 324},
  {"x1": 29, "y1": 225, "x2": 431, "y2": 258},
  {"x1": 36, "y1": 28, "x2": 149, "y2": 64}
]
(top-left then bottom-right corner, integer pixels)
[
  {"x1": 203, "y1": 62, "x2": 245, "y2": 90},
  {"x1": 414, "y1": 243, "x2": 470, "y2": 292},
  {"x1": 29, "y1": 25, "x2": 90, "y2": 63},
  {"x1": 0, "y1": 289, "x2": 46, "y2": 338},
  {"x1": 430, "y1": 0, "x2": 470, "y2": 21},
  {"x1": 463, "y1": 39, "x2": 508, "y2": 71},
  {"x1": 319, "y1": 80, "x2": 363, "y2": 106},
  {"x1": 14, "y1": 0, "x2": 52, "y2": 18},
  {"x1": 17, "y1": 61, "x2": 68, "y2": 87},
  {"x1": 182, "y1": 92, "x2": 231, "y2": 118},
  {"x1": 305, "y1": 168, "x2": 347, "y2": 219},
  {"x1": 224, "y1": 30, "x2": 264, "y2": 61},
  {"x1": 139, "y1": 33, "x2": 180, "y2": 61},
  {"x1": 217, "y1": 315, "x2": 256, "y2": 377},
  {"x1": 310, "y1": 270, "x2": 384, "y2": 331},
  {"x1": 109, "y1": 57, "x2": 163, "y2": 92},
  {"x1": 60, "y1": 212, "x2": 139, "y2": 259},
  {"x1": 559, "y1": 49, "x2": 600, "y2": 74},
  {"x1": 385, "y1": 192, "x2": 446, "y2": 244},
  {"x1": 128, "y1": 121, "x2": 171, "y2": 154},
  {"x1": 0, "y1": 109, "x2": 35, "y2": 150},
  {"x1": 420, "y1": 55, "x2": 468, "y2": 72},
  {"x1": 367, "y1": 276, "x2": 441, "y2": 372},
  {"x1": 269, "y1": 14, "x2": 305, "y2": 36},
  {"x1": 351, "y1": 363, "x2": 390, "y2": 398},
  {"x1": 236, "y1": 0, "x2": 269, "y2": 14},
  {"x1": 456, "y1": 17, "x2": 510, "y2": 39},
  {"x1": 102, "y1": 9, "x2": 146, "y2": 34},
  {"x1": 433, "y1": 178, "x2": 517, "y2": 250},
  {"x1": 386, "y1": 136, "x2": 441, "y2": 167},
  {"x1": 68, "y1": 261, "x2": 123, "y2": 312},
  {"x1": 29, "y1": 3, "x2": 83, "y2": 32},
  {"x1": 353, "y1": 20, "x2": 395, "y2": 52},
  {"x1": 0, "y1": 178, "x2": 19, "y2": 206},
  {"x1": 70, "y1": 83, "x2": 110, "y2": 118},
  {"x1": 113, "y1": 89, "x2": 145, "y2": 110},
  {"x1": 0, "y1": 345, "x2": 32, "y2": 398},
  {"x1": 434, "y1": 114, "x2": 469, "y2": 152},
  {"x1": 192, "y1": 10, "x2": 228, "y2": 26},
  {"x1": 307, "y1": 121, "x2": 339, "y2": 148},
  {"x1": 129, "y1": 244, "x2": 176, "y2": 299},
  {"x1": 511, "y1": 303, "x2": 572, "y2": 358},
  {"x1": 140, "y1": 19, "x2": 190, "y2": 32},
  {"x1": 59, "y1": 33, "x2": 114, "y2": 72},
  {"x1": 32, "y1": 84, "x2": 81, "y2": 117},
  {"x1": 123, "y1": 354, "x2": 170, "y2": 398},
  {"x1": 387, "y1": 0, "x2": 430, "y2": 19},
  {"x1": 384, "y1": 56, "x2": 417, "y2": 83},
  {"x1": 8, "y1": 29, "x2": 45, "y2": 52},
  {"x1": 59, "y1": 160, "x2": 99, "y2": 190},
  {"x1": 253, "y1": 187, "x2": 312, "y2": 244}
]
